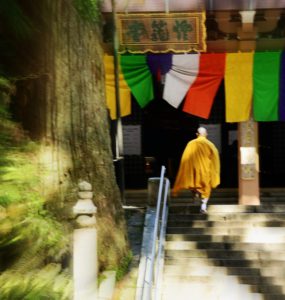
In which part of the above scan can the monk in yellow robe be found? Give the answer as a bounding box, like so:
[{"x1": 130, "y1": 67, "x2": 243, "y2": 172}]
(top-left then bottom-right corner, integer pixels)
[{"x1": 172, "y1": 127, "x2": 220, "y2": 213}]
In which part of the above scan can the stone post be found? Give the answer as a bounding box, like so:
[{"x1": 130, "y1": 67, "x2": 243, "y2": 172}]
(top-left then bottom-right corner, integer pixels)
[{"x1": 73, "y1": 181, "x2": 98, "y2": 300}]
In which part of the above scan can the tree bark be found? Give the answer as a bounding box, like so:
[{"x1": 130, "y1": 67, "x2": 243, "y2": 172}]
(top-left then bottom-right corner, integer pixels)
[{"x1": 10, "y1": 0, "x2": 128, "y2": 269}]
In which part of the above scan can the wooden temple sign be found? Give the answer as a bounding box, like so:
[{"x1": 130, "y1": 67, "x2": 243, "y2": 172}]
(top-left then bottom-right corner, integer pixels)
[{"x1": 116, "y1": 12, "x2": 207, "y2": 53}]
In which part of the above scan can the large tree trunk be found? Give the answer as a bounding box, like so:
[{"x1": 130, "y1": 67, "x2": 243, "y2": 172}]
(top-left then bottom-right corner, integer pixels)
[{"x1": 11, "y1": 0, "x2": 128, "y2": 269}]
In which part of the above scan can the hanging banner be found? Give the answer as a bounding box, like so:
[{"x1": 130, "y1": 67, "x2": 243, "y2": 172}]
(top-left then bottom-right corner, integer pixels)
[{"x1": 116, "y1": 12, "x2": 206, "y2": 53}]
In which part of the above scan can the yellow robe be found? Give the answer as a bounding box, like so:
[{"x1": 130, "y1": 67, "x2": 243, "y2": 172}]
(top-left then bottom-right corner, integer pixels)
[{"x1": 173, "y1": 136, "x2": 220, "y2": 199}]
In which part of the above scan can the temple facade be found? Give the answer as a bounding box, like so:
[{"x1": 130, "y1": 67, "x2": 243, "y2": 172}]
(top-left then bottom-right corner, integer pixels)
[{"x1": 102, "y1": 0, "x2": 285, "y2": 204}]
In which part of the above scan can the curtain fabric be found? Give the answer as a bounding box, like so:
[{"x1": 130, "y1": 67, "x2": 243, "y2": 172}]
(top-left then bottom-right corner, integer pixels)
[
  {"x1": 225, "y1": 52, "x2": 253, "y2": 122},
  {"x1": 253, "y1": 51, "x2": 281, "y2": 121},
  {"x1": 183, "y1": 53, "x2": 225, "y2": 119},
  {"x1": 279, "y1": 52, "x2": 285, "y2": 121},
  {"x1": 147, "y1": 54, "x2": 172, "y2": 76},
  {"x1": 104, "y1": 55, "x2": 131, "y2": 120},
  {"x1": 163, "y1": 54, "x2": 200, "y2": 108},
  {"x1": 120, "y1": 54, "x2": 154, "y2": 108}
]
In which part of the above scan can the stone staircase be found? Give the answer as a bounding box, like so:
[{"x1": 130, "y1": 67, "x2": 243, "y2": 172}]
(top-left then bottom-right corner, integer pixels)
[
  {"x1": 161, "y1": 200, "x2": 285, "y2": 300},
  {"x1": 112, "y1": 207, "x2": 146, "y2": 300},
  {"x1": 124, "y1": 188, "x2": 285, "y2": 207}
]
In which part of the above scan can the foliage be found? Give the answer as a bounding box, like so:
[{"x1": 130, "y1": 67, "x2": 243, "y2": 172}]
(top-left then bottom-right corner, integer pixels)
[
  {"x1": 0, "y1": 90, "x2": 72, "y2": 299},
  {"x1": 73, "y1": 0, "x2": 102, "y2": 23},
  {"x1": 0, "y1": 0, "x2": 33, "y2": 39},
  {"x1": 114, "y1": 250, "x2": 133, "y2": 281},
  {"x1": 0, "y1": 264, "x2": 72, "y2": 300},
  {"x1": 0, "y1": 77, "x2": 13, "y2": 92}
]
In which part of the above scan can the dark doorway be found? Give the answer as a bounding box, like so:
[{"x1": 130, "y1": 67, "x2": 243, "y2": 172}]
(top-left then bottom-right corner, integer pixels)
[
  {"x1": 142, "y1": 98, "x2": 199, "y2": 184},
  {"x1": 259, "y1": 122, "x2": 285, "y2": 187},
  {"x1": 141, "y1": 80, "x2": 238, "y2": 188},
  {"x1": 122, "y1": 83, "x2": 285, "y2": 190}
]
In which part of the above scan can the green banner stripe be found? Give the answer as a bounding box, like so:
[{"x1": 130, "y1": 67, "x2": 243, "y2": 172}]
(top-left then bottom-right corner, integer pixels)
[
  {"x1": 120, "y1": 55, "x2": 154, "y2": 108},
  {"x1": 253, "y1": 52, "x2": 281, "y2": 121}
]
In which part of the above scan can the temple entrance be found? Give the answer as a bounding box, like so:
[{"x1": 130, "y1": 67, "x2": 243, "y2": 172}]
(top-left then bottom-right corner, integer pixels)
[
  {"x1": 122, "y1": 78, "x2": 285, "y2": 190},
  {"x1": 259, "y1": 122, "x2": 285, "y2": 187},
  {"x1": 141, "y1": 97, "x2": 239, "y2": 189}
]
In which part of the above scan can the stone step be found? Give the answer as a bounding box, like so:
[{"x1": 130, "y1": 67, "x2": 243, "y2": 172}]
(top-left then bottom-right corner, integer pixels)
[
  {"x1": 166, "y1": 226, "x2": 285, "y2": 236},
  {"x1": 166, "y1": 233, "x2": 285, "y2": 243},
  {"x1": 163, "y1": 265, "x2": 285, "y2": 280},
  {"x1": 125, "y1": 189, "x2": 285, "y2": 206},
  {"x1": 164, "y1": 265, "x2": 261, "y2": 276},
  {"x1": 170, "y1": 197, "x2": 237, "y2": 204},
  {"x1": 171, "y1": 196, "x2": 285, "y2": 203},
  {"x1": 165, "y1": 249, "x2": 285, "y2": 260},
  {"x1": 124, "y1": 198, "x2": 285, "y2": 207},
  {"x1": 165, "y1": 241, "x2": 285, "y2": 251},
  {"x1": 162, "y1": 292, "x2": 285, "y2": 300},
  {"x1": 168, "y1": 212, "x2": 285, "y2": 221},
  {"x1": 170, "y1": 188, "x2": 285, "y2": 198},
  {"x1": 161, "y1": 282, "x2": 285, "y2": 300},
  {"x1": 172, "y1": 189, "x2": 239, "y2": 198},
  {"x1": 162, "y1": 276, "x2": 284, "y2": 294},
  {"x1": 167, "y1": 220, "x2": 285, "y2": 228},
  {"x1": 168, "y1": 204, "x2": 285, "y2": 214},
  {"x1": 125, "y1": 198, "x2": 285, "y2": 206},
  {"x1": 125, "y1": 188, "x2": 285, "y2": 195},
  {"x1": 161, "y1": 201, "x2": 285, "y2": 300},
  {"x1": 178, "y1": 189, "x2": 285, "y2": 195},
  {"x1": 164, "y1": 259, "x2": 285, "y2": 278},
  {"x1": 164, "y1": 257, "x2": 285, "y2": 269}
]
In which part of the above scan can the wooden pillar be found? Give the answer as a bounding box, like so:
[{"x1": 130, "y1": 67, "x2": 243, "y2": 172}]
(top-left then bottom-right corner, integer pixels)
[{"x1": 238, "y1": 10, "x2": 260, "y2": 205}]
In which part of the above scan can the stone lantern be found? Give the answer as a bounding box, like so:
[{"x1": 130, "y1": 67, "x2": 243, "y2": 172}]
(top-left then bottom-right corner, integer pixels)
[{"x1": 73, "y1": 181, "x2": 98, "y2": 300}]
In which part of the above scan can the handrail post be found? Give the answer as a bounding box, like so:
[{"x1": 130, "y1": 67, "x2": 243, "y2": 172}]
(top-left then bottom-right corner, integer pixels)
[
  {"x1": 137, "y1": 166, "x2": 169, "y2": 300},
  {"x1": 154, "y1": 178, "x2": 170, "y2": 300},
  {"x1": 144, "y1": 166, "x2": 166, "y2": 300}
]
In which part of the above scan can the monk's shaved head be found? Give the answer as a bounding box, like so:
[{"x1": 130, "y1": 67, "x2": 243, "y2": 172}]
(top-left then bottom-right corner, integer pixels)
[{"x1": 197, "y1": 127, "x2": 207, "y2": 137}]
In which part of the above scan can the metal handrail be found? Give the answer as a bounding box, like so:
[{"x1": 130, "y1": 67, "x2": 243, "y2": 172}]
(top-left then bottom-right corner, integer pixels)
[
  {"x1": 143, "y1": 166, "x2": 169, "y2": 300},
  {"x1": 154, "y1": 177, "x2": 169, "y2": 300}
]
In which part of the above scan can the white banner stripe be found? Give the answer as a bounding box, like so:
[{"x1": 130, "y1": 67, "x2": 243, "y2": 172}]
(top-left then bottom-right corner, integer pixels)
[{"x1": 163, "y1": 54, "x2": 200, "y2": 108}]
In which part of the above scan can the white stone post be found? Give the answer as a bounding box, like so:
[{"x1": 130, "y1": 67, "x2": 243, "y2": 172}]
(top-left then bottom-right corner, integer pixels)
[{"x1": 73, "y1": 181, "x2": 98, "y2": 300}]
